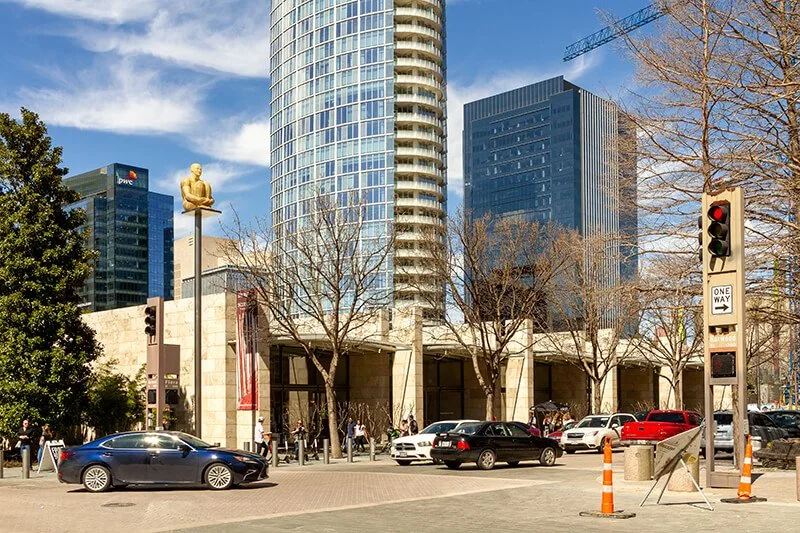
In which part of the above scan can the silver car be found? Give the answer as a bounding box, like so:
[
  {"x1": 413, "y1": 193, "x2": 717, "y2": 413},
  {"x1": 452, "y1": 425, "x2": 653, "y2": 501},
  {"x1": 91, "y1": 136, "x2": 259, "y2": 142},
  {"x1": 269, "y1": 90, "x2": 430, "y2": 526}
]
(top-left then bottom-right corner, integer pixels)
[{"x1": 701, "y1": 411, "x2": 788, "y2": 456}]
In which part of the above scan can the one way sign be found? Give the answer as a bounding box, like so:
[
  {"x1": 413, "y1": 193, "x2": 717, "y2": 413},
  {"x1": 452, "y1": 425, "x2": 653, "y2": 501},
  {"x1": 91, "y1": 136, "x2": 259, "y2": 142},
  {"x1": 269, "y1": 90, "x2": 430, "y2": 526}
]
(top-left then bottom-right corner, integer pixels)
[{"x1": 711, "y1": 285, "x2": 733, "y2": 315}]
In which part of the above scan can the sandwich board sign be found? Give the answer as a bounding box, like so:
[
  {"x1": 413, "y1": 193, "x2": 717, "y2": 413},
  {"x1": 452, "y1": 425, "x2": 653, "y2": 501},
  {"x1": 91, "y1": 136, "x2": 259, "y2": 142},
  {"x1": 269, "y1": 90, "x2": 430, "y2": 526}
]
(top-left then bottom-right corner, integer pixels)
[
  {"x1": 641, "y1": 427, "x2": 713, "y2": 510},
  {"x1": 37, "y1": 440, "x2": 65, "y2": 474}
]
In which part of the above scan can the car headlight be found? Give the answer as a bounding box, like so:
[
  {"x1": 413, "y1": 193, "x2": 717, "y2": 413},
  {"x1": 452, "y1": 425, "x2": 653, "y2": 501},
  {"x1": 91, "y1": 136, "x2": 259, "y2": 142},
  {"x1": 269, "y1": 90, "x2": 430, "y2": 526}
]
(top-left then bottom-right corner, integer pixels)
[
  {"x1": 232, "y1": 455, "x2": 251, "y2": 462},
  {"x1": 418, "y1": 441, "x2": 431, "y2": 447}
]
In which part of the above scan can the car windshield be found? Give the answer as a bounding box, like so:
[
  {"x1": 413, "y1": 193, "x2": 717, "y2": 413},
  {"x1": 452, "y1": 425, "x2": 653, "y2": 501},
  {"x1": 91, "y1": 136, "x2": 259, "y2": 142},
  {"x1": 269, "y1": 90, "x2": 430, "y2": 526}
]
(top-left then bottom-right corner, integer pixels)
[
  {"x1": 714, "y1": 413, "x2": 733, "y2": 425},
  {"x1": 576, "y1": 417, "x2": 609, "y2": 428},
  {"x1": 421, "y1": 422, "x2": 457, "y2": 434},
  {"x1": 175, "y1": 432, "x2": 215, "y2": 449},
  {"x1": 454, "y1": 424, "x2": 480, "y2": 435},
  {"x1": 648, "y1": 412, "x2": 686, "y2": 423}
]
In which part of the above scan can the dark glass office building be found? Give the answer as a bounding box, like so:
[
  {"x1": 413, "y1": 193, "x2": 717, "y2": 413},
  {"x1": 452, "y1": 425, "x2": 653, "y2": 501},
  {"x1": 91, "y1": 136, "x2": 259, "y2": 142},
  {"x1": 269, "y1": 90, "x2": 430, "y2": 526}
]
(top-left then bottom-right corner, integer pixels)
[
  {"x1": 65, "y1": 163, "x2": 174, "y2": 311},
  {"x1": 463, "y1": 76, "x2": 637, "y2": 283}
]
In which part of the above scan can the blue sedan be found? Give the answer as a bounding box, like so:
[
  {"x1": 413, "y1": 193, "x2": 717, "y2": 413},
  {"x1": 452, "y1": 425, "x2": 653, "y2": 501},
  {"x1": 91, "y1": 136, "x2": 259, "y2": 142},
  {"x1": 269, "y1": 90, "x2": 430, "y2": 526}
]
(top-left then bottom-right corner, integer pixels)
[{"x1": 58, "y1": 431, "x2": 268, "y2": 492}]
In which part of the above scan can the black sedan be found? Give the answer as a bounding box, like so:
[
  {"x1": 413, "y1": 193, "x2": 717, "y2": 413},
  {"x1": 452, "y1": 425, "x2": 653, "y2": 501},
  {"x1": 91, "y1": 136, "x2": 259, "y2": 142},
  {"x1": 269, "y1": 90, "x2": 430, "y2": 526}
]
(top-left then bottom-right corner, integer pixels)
[
  {"x1": 766, "y1": 410, "x2": 800, "y2": 438},
  {"x1": 430, "y1": 421, "x2": 563, "y2": 470},
  {"x1": 58, "y1": 431, "x2": 268, "y2": 492}
]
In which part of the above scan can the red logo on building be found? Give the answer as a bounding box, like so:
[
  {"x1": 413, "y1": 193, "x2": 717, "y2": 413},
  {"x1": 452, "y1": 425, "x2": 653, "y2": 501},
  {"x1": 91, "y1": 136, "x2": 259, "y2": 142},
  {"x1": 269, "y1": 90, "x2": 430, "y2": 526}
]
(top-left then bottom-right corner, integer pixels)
[{"x1": 128, "y1": 170, "x2": 138, "y2": 180}]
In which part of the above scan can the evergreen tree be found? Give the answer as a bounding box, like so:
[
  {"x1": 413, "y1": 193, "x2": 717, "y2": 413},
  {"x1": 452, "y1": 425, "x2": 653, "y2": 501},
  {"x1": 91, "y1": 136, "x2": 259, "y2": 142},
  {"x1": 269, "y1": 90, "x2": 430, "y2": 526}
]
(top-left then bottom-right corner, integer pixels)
[{"x1": 0, "y1": 108, "x2": 100, "y2": 439}]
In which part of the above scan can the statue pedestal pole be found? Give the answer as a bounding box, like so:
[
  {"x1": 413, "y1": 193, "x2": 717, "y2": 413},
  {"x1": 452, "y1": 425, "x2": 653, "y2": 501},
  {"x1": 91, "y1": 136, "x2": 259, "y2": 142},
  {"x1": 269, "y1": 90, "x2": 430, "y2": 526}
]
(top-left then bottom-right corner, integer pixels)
[{"x1": 182, "y1": 207, "x2": 221, "y2": 438}]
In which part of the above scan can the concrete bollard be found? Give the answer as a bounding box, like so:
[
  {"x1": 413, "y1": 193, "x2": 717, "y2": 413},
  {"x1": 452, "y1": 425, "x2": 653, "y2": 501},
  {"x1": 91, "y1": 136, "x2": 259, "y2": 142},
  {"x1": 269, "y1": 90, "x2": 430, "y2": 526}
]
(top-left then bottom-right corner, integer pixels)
[
  {"x1": 271, "y1": 440, "x2": 279, "y2": 468},
  {"x1": 624, "y1": 445, "x2": 654, "y2": 481},
  {"x1": 0, "y1": 448, "x2": 4, "y2": 478},
  {"x1": 369, "y1": 438, "x2": 375, "y2": 461},
  {"x1": 299, "y1": 440, "x2": 305, "y2": 466},
  {"x1": 21, "y1": 447, "x2": 30, "y2": 479},
  {"x1": 244, "y1": 441, "x2": 251, "y2": 452},
  {"x1": 668, "y1": 455, "x2": 700, "y2": 492},
  {"x1": 347, "y1": 439, "x2": 354, "y2": 463},
  {"x1": 323, "y1": 439, "x2": 330, "y2": 464}
]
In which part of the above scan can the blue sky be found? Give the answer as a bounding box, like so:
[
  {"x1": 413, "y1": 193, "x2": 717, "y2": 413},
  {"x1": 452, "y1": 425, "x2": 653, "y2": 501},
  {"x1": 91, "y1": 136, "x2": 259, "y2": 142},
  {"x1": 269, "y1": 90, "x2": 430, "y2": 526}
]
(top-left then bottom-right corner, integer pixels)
[{"x1": 0, "y1": 0, "x2": 653, "y2": 238}]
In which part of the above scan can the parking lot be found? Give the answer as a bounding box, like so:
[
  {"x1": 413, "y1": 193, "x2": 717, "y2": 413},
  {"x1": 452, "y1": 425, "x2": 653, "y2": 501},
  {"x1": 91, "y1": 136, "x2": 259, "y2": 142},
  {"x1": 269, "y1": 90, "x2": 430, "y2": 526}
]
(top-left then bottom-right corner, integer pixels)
[{"x1": 2, "y1": 451, "x2": 799, "y2": 532}]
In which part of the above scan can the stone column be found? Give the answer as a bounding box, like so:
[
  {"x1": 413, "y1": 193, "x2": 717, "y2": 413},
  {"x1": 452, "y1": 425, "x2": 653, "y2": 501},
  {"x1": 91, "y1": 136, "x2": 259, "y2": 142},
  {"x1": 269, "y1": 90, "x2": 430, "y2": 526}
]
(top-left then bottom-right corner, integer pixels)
[
  {"x1": 624, "y1": 445, "x2": 654, "y2": 481},
  {"x1": 392, "y1": 307, "x2": 423, "y2": 424},
  {"x1": 504, "y1": 319, "x2": 535, "y2": 421}
]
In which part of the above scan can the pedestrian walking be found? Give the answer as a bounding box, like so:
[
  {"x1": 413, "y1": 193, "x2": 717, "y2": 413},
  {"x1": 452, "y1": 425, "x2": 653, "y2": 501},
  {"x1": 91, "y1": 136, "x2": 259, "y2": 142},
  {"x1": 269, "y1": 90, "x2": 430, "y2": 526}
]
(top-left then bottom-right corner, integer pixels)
[
  {"x1": 528, "y1": 407, "x2": 537, "y2": 427},
  {"x1": 542, "y1": 416, "x2": 551, "y2": 437},
  {"x1": 37, "y1": 424, "x2": 53, "y2": 464},
  {"x1": 409, "y1": 414, "x2": 419, "y2": 435},
  {"x1": 160, "y1": 416, "x2": 171, "y2": 431},
  {"x1": 355, "y1": 420, "x2": 367, "y2": 452},
  {"x1": 399, "y1": 419, "x2": 409, "y2": 436},
  {"x1": 255, "y1": 416, "x2": 269, "y2": 458},
  {"x1": 345, "y1": 417, "x2": 356, "y2": 452},
  {"x1": 292, "y1": 420, "x2": 306, "y2": 461}
]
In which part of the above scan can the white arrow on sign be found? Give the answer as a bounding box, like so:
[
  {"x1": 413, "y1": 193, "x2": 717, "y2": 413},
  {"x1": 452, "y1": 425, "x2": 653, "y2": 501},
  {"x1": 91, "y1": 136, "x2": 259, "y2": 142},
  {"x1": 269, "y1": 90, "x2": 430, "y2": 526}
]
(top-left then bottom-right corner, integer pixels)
[{"x1": 711, "y1": 285, "x2": 733, "y2": 315}]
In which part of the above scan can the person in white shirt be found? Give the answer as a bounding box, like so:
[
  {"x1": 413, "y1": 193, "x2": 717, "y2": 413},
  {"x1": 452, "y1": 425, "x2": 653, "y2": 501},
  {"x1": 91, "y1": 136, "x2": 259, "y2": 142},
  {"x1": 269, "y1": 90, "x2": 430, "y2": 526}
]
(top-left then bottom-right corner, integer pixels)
[
  {"x1": 255, "y1": 416, "x2": 268, "y2": 457},
  {"x1": 354, "y1": 420, "x2": 367, "y2": 452}
]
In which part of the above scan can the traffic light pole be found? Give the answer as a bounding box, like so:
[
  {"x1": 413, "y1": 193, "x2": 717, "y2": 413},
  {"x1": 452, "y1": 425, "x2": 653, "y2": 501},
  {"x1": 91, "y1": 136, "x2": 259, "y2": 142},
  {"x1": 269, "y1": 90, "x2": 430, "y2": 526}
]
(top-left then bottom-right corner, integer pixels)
[{"x1": 701, "y1": 187, "x2": 747, "y2": 488}]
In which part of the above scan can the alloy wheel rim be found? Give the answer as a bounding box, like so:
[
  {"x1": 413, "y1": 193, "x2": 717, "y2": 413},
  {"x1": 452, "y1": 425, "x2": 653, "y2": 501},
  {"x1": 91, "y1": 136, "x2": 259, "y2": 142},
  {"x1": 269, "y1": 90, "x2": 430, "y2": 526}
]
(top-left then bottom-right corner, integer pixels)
[
  {"x1": 85, "y1": 467, "x2": 107, "y2": 491},
  {"x1": 207, "y1": 465, "x2": 231, "y2": 488},
  {"x1": 544, "y1": 448, "x2": 555, "y2": 464},
  {"x1": 481, "y1": 451, "x2": 494, "y2": 467}
]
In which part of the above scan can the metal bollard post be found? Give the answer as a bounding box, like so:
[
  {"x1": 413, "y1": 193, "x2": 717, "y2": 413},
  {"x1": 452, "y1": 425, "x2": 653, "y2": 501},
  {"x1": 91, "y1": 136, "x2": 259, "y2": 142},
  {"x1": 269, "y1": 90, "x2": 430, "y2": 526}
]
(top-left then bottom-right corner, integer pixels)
[
  {"x1": 271, "y1": 438, "x2": 279, "y2": 468},
  {"x1": 369, "y1": 438, "x2": 376, "y2": 461},
  {"x1": 347, "y1": 438, "x2": 354, "y2": 462},
  {"x1": 0, "y1": 448, "x2": 4, "y2": 479},
  {"x1": 323, "y1": 439, "x2": 330, "y2": 464},
  {"x1": 244, "y1": 441, "x2": 251, "y2": 452},
  {"x1": 299, "y1": 440, "x2": 305, "y2": 466},
  {"x1": 21, "y1": 447, "x2": 30, "y2": 479}
]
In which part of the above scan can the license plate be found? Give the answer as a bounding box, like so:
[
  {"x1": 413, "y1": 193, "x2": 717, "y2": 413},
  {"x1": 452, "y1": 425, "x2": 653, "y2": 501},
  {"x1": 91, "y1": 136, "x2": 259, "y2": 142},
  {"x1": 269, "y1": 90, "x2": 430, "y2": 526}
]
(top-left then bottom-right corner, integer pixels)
[
  {"x1": 399, "y1": 451, "x2": 407, "y2": 457},
  {"x1": 439, "y1": 441, "x2": 451, "y2": 448}
]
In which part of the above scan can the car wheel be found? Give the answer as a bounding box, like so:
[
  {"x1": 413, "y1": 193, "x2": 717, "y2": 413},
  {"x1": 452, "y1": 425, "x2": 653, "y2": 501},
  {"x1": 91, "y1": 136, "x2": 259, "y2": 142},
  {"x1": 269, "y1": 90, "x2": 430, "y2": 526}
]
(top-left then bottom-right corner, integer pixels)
[
  {"x1": 82, "y1": 465, "x2": 112, "y2": 493},
  {"x1": 477, "y1": 449, "x2": 496, "y2": 470},
  {"x1": 507, "y1": 461, "x2": 520, "y2": 467},
  {"x1": 205, "y1": 463, "x2": 234, "y2": 490},
  {"x1": 565, "y1": 449, "x2": 576, "y2": 454},
  {"x1": 444, "y1": 461, "x2": 461, "y2": 469},
  {"x1": 540, "y1": 447, "x2": 557, "y2": 467},
  {"x1": 396, "y1": 460, "x2": 412, "y2": 466}
]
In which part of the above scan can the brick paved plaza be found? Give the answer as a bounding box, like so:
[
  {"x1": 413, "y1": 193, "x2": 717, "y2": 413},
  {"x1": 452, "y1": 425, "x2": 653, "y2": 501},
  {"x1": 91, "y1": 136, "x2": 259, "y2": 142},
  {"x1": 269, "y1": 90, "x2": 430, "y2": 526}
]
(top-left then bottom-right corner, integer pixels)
[{"x1": 3, "y1": 452, "x2": 800, "y2": 532}]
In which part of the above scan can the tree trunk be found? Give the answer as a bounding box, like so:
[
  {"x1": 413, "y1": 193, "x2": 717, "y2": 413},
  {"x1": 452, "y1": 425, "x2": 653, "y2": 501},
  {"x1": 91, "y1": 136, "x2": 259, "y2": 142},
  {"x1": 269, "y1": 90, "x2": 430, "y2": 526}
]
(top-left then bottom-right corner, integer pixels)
[
  {"x1": 325, "y1": 382, "x2": 342, "y2": 459},
  {"x1": 485, "y1": 391, "x2": 494, "y2": 421},
  {"x1": 592, "y1": 379, "x2": 603, "y2": 414},
  {"x1": 673, "y1": 368, "x2": 684, "y2": 411}
]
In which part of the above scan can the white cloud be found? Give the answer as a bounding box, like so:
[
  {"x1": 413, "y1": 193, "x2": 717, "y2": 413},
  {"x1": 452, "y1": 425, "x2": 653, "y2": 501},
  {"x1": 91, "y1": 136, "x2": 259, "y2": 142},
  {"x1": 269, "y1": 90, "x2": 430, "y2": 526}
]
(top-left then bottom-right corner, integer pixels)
[
  {"x1": 157, "y1": 162, "x2": 263, "y2": 197},
  {"x1": 195, "y1": 117, "x2": 270, "y2": 167},
  {"x1": 12, "y1": 60, "x2": 203, "y2": 135},
  {"x1": 445, "y1": 56, "x2": 598, "y2": 201},
  {"x1": 7, "y1": 0, "x2": 160, "y2": 23}
]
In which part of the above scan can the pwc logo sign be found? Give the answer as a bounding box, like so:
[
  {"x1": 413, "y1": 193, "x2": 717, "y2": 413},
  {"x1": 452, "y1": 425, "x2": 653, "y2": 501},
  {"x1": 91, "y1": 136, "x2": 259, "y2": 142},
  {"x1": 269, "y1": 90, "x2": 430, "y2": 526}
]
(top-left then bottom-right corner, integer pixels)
[{"x1": 117, "y1": 169, "x2": 139, "y2": 186}]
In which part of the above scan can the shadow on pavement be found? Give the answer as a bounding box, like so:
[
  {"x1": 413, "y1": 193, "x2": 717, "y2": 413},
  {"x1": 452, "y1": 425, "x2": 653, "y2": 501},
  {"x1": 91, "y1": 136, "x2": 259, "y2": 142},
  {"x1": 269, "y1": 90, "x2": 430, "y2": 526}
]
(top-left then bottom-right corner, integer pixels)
[{"x1": 66, "y1": 482, "x2": 277, "y2": 494}]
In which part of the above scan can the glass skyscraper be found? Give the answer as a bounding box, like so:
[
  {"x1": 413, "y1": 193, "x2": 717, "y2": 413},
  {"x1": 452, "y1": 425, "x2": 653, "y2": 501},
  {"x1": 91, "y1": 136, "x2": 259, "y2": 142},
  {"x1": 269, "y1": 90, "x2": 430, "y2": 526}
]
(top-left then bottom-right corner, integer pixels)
[
  {"x1": 269, "y1": 0, "x2": 447, "y2": 310},
  {"x1": 65, "y1": 163, "x2": 174, "y2": 311},
  {"x1": 463, "y1": 76, "x2": 637, "y2": 285}
]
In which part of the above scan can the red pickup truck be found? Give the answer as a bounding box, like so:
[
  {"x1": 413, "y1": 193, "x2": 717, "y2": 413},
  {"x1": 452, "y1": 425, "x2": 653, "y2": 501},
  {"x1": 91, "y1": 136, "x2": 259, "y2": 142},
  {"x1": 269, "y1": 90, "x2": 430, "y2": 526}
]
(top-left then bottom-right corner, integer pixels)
[{"x1": 620, "y1": 410, "x2": 702, "y2": 445}]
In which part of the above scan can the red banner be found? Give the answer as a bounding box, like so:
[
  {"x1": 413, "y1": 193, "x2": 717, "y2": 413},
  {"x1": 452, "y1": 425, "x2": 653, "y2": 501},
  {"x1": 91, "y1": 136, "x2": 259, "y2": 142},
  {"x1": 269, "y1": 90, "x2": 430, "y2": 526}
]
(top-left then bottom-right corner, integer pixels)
[{"x1": 236, "y1": 290, "x2": 258, "y2": 410}]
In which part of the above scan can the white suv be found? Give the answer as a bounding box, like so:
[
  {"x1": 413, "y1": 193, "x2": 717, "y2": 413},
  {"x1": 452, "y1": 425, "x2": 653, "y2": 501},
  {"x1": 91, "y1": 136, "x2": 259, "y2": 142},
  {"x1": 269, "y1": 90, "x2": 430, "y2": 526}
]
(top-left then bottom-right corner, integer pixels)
[
  {"x1": 560, "y1": 413, "x2": 637, "y2": 453},
  {"x1": 392, "y1": 419, "x2": 480, "y2": 465}
]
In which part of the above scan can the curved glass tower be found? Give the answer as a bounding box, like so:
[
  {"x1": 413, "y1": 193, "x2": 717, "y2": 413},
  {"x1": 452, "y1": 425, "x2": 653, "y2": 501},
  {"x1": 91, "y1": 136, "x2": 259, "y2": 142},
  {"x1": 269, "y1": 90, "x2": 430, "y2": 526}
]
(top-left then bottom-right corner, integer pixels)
[{"x1": 269, "y1": 0, "x2": 447, "y2": 312}]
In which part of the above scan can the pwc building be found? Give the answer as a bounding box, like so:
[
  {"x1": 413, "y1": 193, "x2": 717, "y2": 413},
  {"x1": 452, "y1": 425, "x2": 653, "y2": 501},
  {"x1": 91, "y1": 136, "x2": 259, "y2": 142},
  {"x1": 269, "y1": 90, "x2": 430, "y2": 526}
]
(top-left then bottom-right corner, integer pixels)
[{"x1": 65, "y1": 163, "x2": 174, "y2": 312}]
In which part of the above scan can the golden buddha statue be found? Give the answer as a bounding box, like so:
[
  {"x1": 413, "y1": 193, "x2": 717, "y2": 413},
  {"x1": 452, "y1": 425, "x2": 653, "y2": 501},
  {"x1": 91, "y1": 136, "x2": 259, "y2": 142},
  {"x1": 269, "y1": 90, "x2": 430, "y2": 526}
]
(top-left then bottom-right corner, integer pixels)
[{"x1": 180, "y1": 163, "x2": 215, "y2": 211}]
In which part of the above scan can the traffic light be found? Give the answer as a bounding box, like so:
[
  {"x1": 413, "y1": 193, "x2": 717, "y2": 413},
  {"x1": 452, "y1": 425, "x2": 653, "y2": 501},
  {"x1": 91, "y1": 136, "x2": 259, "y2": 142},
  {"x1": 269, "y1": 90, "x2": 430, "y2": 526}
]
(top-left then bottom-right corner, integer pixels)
[
  {"x1": 144, "y1": 305, "x2": 157, "y2": 337},
  {"x1": 707, "y1": 201, "x2": 731, "y2": 257}
]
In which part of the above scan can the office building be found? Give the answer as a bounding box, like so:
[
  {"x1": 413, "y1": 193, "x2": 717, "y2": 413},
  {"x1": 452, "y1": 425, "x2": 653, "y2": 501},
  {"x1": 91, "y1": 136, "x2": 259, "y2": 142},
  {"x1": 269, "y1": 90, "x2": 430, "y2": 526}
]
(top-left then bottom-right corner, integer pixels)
[
  {"x1": 269, "y1": 0, "x2": 448, "y2": 310},
  {"x1": 463, "y1": 76, "x2": 637, "y2": 288},
  {"x1": 65, "y1": 163, "x2": 174, "y2": 311},
  {"x1": 173, "y1": 236, "x2": 236, "y2": 299}
]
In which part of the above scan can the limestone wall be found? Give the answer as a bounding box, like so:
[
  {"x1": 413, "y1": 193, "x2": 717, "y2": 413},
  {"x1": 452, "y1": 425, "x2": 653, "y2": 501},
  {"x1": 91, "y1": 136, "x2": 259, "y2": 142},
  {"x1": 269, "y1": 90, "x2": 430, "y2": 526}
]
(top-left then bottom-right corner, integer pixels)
[{"x1": 618, "y1": 366, "x2": 656, "y2": 413}]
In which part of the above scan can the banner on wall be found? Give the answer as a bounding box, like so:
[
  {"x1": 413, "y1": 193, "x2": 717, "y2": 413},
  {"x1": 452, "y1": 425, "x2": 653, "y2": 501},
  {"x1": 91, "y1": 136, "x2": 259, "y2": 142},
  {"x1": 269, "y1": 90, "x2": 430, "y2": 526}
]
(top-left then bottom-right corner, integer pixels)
[{"x1": 236, "y1": 290, "x2": 259, "y2": 410}]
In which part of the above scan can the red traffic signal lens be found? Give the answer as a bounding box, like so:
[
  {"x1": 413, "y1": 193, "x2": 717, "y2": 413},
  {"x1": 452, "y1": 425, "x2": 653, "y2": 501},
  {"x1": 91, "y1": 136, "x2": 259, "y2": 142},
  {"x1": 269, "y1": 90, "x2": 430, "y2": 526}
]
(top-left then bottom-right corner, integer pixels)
[{"x1": 707, "y1": 204, "x2": 728, "y2": 222}]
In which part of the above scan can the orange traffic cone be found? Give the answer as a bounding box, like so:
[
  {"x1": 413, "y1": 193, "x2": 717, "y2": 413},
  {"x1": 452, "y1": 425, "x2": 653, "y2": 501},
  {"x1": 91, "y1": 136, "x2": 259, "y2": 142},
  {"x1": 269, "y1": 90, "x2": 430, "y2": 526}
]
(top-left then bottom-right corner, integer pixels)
[
  {"x1": 579, "y1": 437, "x2": 635, "y2": 519},
  {"x1": 721, "y1": 435, "x2": 767, "y2": 504},
  {"x1": 601, "y1": 436, "x2": 615, "y2": 513}
]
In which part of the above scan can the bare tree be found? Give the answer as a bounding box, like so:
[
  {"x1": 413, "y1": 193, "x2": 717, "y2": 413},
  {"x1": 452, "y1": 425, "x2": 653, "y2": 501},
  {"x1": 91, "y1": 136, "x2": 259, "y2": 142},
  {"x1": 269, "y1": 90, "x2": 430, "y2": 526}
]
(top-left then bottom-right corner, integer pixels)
[
  {"x1": 541, "y1": 232, "x2": 643, "y2": 414},
  {"x1": 411, "y1": 210, "x2": 572, "y2": 420},
  {"x1": 636, "y1": 255, "x2": 704, "y2": 409},
  {"x1": 224, "y1": 194, "x2": 394, "y2": 458}
]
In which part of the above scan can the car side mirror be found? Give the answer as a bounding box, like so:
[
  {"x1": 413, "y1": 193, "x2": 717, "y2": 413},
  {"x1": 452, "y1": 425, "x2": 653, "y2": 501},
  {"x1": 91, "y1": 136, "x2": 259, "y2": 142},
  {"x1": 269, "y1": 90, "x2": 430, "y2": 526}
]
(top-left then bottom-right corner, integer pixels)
[
  {"x1": 612, "y1": 424, "x2": 619, "y2": 429},
  {"x1": 179, "y1": 444, "x2": 192, "y2": 453}
]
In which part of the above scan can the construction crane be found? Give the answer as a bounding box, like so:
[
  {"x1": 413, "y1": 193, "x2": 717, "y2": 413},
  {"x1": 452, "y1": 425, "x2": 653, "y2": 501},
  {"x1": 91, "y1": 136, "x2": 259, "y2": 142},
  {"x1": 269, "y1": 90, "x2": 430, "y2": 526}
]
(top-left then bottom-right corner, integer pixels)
[{"x1": 563, "y1": 3, "x2": 665, "y2": 62}]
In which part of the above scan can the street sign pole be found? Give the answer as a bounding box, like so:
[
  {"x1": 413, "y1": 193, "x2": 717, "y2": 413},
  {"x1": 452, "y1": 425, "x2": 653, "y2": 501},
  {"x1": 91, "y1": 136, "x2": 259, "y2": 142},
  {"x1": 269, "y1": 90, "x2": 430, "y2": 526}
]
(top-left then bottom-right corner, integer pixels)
[{"x1": 701, "y1": 187, "x2": 747, "y2": 489}]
